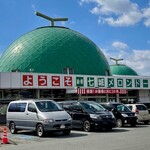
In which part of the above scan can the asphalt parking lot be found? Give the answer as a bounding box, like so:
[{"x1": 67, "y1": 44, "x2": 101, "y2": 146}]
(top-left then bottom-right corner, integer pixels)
[
  {"x1": 1, "y1": 127, "x2": 90, "y2": 145},
  {"x1": 0, "y1": 123, "x2": 150, "y2": 150}
]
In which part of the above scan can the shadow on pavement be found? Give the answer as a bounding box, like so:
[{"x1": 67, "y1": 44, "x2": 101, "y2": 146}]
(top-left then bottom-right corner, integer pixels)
[{"x1": 7, "y1": 129, "x2": 88, "y2": 141}]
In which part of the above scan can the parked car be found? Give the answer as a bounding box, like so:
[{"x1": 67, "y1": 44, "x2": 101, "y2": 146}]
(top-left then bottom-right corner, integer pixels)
[
  {"x1": 126, "y1": 104, "x2": 150, "y2": 124},
  {"x1": 7, "y1": 99, "x2": 72, "y2": 137},
  {"x1": 100, "y1": 102, "x2": 137, "y2": 127},
  {"x1": 58, "y1": 100, "x2": 116, "y2": 132},
  {"x1": 137, "y1": 102, "x2": 150, "y2": 114}
]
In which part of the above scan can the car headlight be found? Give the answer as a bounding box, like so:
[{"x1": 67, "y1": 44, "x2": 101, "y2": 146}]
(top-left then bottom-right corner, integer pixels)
[
  {"x1": 90, "y1": 114, "x2": 101, "y2": 120},
  {"x1": 135, "y1": 114, "x2": 138, "y2": 117},
  {"x1": 44, "y1": 119, "x2": 55, "y2": 123},
  {"x1": 121, "y1": 113, "x2": 128, "y2": 117},
  {"x1": 68, "y1": 117, "x2": 72, "y2": 121}
]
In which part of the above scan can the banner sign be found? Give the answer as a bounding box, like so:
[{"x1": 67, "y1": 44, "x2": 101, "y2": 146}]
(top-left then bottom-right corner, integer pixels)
[
  {"x1": 0, "y1": 72, "x2": 150, "y2": 90},
  {"x1": 77, "y1": 88, "x2": 127, "y2": 94}
]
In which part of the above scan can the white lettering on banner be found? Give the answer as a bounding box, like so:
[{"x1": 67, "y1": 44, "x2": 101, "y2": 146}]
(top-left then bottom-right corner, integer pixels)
[
  {"x1": 20, "y1": 73, "x2": 150, "y2": 89},
  {"x1": 64, "y1": 76, "x2": 72, "y2": 86},
  {"x1": 87, "y1": 77, "x2": 94, "y2": 87},
  {"x1": 77, "y1": 88, "x2": 127, "y2": 94},
  {"x1": 117, "y1": 79, "x2": 123, "y2": 87},
  {"x1": 52, "y1": 76, "x2": 60, "y2": 86},
  {"x1": 23, "y1": 75, "x2": 33, "y2": 86},
  {"x1": 97, "y1": 78, "x2": 105, "y2": 87},
  {"x1": 86, "y1": 89, "x2": 93, "y2": 94},
  {"x1": 76, "y1": 78, "x2": 84, "y2": 85},
  {"x1": 108, "y1": 78, "x2": 114, "y2": 87},
  {"x1": 77, "y1": 88, "x2": 86, "y2": 94},
  {"x1": 38, "y1": 75, "x2": 47, "y2": 86},
  {"x1": 135, "y1": 79, "x2": 140, "y2": 87},
  {"x1": 126, "y1": 79, "x2": 132, "y2": 87}
]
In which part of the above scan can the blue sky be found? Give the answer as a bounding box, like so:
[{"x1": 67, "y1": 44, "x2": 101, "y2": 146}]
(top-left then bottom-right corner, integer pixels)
[{"x1": 0, "y1": 0, "x2": 150, "y2": 75}]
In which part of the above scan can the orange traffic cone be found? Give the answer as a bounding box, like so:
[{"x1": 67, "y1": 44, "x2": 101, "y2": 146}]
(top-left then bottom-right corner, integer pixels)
[{"x1": 1, "y1": 128, "x2": 9, "y2": 144}]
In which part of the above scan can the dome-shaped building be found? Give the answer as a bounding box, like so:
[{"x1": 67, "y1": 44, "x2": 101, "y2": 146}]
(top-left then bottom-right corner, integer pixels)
[
  {"x1": 0, "y1": 13, "x2": 149, "y2": 124},
  {"x1": 110, "y1": 64, "x2": 138, "y2": 76},
  {"x1": 0, "y1": 26, "x2": 111, "y2": 76},
  {"x1": 110, "y1": 63, "x2": 139, "y2": 104}
]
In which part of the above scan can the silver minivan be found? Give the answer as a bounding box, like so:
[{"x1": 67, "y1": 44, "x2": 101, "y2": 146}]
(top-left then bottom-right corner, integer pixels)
[{"x1": 7, "y1": 99, "x2": 72, "y2": 137}]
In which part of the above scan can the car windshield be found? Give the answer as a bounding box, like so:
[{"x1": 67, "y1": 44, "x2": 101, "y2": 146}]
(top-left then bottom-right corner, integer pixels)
[
  {"x1": 114, "y1": 104, "x2": 131, "y2": 112},
  {"x1": 35, "y1": 101, "x2": 64, "y2": 112},
  {"x1": 101, "y1": 104, "x2": 112, "y2": 111},
  {"x1": 80, "y1": 101, "x2": 105, "y2": 113}
]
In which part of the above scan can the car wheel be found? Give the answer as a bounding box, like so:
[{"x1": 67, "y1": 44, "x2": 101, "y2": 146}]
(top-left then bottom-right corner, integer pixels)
[
  {"x1": 116, "y1": 119, "x2": 123, "y2": 127},
  {"x1": 63, "y1": 129, "x2": 71, "y2": 135},
  {"x1": 36, "y1": 124, "x2": 45, "y2": 137},
  {"x1": 83, "y1": 120, "x2": 91, "y2": 132},
  {"x1": 9, "y1": 122, "x2": 17, "y2": 134}
]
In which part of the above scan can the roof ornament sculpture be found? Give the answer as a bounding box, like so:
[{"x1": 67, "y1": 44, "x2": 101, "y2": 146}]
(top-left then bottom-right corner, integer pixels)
[
  {"x1": 35, "y1": 11, "x2": 68, "y2": 26},
  {"x1": 110, "y1": 57, "x2": 123, "y2": 65}
]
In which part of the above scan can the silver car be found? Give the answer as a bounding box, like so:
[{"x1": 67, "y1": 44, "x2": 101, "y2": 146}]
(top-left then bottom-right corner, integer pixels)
[{"x1": 7, "y1": 99, "x2": 72, "y2": 137}]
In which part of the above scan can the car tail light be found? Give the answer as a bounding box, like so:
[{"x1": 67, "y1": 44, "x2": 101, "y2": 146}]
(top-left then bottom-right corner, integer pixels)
[{"x1": 135, "y1": 109, "x2": 139, "y2": 114}]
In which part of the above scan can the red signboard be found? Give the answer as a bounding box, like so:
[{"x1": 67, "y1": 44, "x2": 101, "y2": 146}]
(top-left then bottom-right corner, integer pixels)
[
  {"x1": 64, "y1": 76, "x2": 72, "y2": 86},
  {"x1": 77, "y1": 88, "x2": 127, "y2": 94},
  {"x1": 52, "y1": 76, "x2": 60, "y2": 86},
  {"x1": 23, "y1": 75, "x2": 33, "y2": 86},
  {"x1": 38, "y1": 75, "x2": 47, "y2": 86}
]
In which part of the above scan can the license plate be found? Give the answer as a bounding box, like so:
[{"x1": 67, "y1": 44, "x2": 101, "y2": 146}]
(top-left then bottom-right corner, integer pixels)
[{"x1": 60, "y1": 125, "x2": 65, "y2": 129}]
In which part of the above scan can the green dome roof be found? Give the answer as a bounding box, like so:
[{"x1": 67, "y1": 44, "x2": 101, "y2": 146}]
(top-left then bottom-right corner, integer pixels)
[
  {"x1": 110, "y1": 64, "x2": 138, "y2": 76},
  {"x1": 0, "y1": 26, "x2": 111, "y2": 76}
]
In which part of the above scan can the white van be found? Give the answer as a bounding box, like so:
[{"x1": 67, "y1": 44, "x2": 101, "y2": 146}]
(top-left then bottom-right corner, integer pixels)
[{"x1": 7, "y1": 99, "x2": 72, "y2": 137}]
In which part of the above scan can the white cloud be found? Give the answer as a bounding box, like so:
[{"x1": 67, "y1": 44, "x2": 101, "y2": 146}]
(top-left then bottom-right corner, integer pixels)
[
  {"x1": 144, "y1": 19, "x2": 150, "y2": 27},
  {"x1": 112, "y1": 41, "x2": 128, "y2": 50},
  {"x1": 102, "y1": 11, "x2": 142, "y2": 27},
  {"x1": 80, "y1": 0, "x2": 147, "y2": 27},
  {"x1": 79, "y1": 0, "x2": 94, "y2": 6},
  {"x1": 131, "y1": 50, "x2": 150, "y2": 61},
  {"x1": 143, "y1": 7, "x2": 150, "y2": 18},
  {"x1": 143, "y1": 7, "x2": 150, "y2": 27},
  {"x1": 90, "y1": 0, "x2": 140, "y2": 15},
  {"x1": 125, "y1": 50, "x2": 150, "y2": 76}
]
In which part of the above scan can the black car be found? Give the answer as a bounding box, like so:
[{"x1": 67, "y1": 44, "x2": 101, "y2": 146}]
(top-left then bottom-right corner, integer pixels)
[
  {"x1": 58, "y1": 101, "x2": 116, "y2": 132},
  {"x1": 100, "y1": 102, "x2": 137, "y2": 127}
]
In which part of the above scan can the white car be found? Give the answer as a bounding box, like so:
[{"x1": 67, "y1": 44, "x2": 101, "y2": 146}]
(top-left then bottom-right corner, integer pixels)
[{"x1": 126, "y1": 104, "x2": 150, "y2": 124}]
